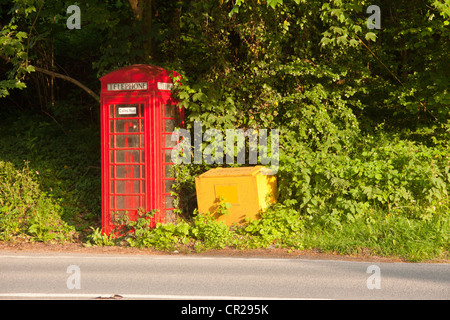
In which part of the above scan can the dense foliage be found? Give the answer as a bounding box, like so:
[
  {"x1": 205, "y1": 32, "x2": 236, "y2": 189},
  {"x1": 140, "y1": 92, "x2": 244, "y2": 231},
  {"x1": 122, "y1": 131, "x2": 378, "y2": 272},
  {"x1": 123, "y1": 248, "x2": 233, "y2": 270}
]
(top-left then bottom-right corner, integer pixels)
[{"x1": 0, "y1": 0, "x2": 448, "y2": 260}]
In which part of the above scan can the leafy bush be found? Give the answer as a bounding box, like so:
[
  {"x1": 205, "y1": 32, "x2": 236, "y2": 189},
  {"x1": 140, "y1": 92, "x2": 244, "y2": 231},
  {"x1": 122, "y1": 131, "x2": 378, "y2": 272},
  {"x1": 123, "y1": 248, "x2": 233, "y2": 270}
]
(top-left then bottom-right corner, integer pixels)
[
  {"x1": 242, "y1": 204, "x2": 304, "y2": 248},
  {"x1": 0, "y1": 161, "x2": 75, "y2": 242},
  {"x1": 190, "y1": 209, "x2": 231, "y2": 249},
  {"x1": 125, "y1": 213, "x2": 191, "y2": 250},
  {"x1": 0, "y1": 110, "x2": 101, "y2": 239},
  {"x1": 277, "y1": 133, "x2": 449, "y2": 219}
]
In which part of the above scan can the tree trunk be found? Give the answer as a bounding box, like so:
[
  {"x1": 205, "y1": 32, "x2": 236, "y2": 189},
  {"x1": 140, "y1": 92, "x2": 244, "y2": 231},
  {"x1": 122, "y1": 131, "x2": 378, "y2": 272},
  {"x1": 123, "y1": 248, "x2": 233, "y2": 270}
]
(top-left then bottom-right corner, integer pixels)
[
  {"x1": 128, "y1": 0, "x2": 140, "y2": 19},
  {"x1": 128, "y1": 0, "x2": 153, "y2": 60},
  {"x1": 169, "y1": 4, "x2": 182, "y2": 62}
]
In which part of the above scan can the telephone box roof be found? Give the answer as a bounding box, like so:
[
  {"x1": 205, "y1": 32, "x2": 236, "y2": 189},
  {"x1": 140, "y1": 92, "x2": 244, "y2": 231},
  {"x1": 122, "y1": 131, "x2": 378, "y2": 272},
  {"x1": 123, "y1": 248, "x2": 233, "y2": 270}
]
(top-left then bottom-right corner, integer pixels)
[{"x1": 100, "y1": 64, "x2": 179, "y2": 96}]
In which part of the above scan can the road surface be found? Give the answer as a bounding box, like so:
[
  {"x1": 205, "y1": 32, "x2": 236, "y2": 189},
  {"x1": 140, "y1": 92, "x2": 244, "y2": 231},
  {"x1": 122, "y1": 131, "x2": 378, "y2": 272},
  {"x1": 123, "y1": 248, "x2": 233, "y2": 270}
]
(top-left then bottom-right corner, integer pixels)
[{"x1": 0, "y1": 252, "x2": 448, "y2": 300}]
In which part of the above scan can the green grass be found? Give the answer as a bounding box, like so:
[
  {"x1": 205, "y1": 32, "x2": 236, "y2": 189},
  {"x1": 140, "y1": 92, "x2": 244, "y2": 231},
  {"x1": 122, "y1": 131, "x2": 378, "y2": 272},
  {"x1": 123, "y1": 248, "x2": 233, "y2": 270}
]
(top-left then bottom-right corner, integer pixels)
[{"x1": 298, "y1": 209, "x2": 449, "y2": 261}]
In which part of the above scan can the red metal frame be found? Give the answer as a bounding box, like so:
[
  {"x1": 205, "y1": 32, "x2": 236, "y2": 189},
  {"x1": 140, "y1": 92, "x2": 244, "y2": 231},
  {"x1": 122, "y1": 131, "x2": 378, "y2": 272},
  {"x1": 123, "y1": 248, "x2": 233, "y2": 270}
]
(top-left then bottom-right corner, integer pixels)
[{"x1": 100, "y1": 65, "x2": 183, "y2": 235}]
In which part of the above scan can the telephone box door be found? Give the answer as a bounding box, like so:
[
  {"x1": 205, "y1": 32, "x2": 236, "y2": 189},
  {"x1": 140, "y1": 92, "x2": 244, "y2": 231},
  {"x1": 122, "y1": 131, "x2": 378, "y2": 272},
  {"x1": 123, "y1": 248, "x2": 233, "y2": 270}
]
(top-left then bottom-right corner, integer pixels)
[{"x1": 103, "y1": 100, "x2": 150, "y2": 234}]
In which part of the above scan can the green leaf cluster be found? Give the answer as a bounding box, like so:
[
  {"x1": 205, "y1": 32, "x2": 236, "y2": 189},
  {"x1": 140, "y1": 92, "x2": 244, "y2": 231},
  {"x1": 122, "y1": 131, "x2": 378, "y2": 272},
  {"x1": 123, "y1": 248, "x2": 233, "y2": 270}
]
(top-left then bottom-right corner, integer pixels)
[{"x1": 0, "y1": 160, "x2": 74, "y2": 242}]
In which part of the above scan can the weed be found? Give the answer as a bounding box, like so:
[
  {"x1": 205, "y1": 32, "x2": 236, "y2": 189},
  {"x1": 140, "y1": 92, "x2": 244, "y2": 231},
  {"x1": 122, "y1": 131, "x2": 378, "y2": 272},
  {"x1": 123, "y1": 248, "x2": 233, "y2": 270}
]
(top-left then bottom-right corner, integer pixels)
[{"x1": 85, "y1": 227, "x2": 115, "y2": 247}]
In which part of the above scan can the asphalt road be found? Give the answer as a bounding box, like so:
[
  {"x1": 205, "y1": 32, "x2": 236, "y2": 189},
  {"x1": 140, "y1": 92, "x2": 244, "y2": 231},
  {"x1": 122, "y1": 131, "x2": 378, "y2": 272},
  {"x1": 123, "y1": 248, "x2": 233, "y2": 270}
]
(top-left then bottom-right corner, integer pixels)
[{"x1": 0, "y1": 252, "x2": 448, "y2": 300}]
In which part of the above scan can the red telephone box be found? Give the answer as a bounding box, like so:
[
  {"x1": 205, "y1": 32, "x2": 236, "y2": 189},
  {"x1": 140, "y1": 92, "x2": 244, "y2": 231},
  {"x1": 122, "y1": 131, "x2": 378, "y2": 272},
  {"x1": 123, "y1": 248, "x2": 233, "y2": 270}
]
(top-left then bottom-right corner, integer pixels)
[{"x1": 100, "y1": 64, "x2": 183, "y2": 235}]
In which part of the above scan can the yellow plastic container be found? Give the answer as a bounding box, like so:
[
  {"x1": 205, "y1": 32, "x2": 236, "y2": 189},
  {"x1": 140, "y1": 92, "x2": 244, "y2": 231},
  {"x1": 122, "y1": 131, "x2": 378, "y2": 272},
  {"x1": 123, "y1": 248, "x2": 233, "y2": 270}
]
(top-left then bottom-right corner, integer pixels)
[{"x1": 195, "y1": 166, "x2": 277, "y2": 225}]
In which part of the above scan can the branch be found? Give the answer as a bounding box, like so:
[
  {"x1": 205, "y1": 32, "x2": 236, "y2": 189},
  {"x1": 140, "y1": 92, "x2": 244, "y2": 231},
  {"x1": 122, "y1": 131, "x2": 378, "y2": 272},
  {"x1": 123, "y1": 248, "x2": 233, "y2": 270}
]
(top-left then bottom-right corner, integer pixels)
[
  {"x1": 1, "y1": 54, "x2": 100, "y2": 102},
  {"x1": 355, "y1": 35, "x2": 437, "y2": 120},
  {"x1": 33, "y1": 66, "x2": 100, "y2": 102}
]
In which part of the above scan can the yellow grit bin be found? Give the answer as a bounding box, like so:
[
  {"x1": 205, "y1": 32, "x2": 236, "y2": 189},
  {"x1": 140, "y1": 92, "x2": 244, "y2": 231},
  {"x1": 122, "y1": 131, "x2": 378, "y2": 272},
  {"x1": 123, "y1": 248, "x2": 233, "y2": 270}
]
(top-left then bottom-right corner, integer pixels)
[{"x1": 195, "y1": 166, "x2": 277, "y2": 225}]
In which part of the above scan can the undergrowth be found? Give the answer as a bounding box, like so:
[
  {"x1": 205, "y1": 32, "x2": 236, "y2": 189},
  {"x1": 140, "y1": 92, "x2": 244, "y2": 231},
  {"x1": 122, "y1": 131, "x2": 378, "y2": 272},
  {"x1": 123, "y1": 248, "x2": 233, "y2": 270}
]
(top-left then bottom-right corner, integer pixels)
[
  {"x1": 0, "y1": 109, "x2": 448, "y2": 262},
  {"x1": 0, "y1": 160, "x2": 75, "y2": 242},
  {"x1": 0, "y1": 108, "x2": 100, "y2": 243},
  {"x1": 86, "y1": 202, "x2": 449, "y2": 262}
]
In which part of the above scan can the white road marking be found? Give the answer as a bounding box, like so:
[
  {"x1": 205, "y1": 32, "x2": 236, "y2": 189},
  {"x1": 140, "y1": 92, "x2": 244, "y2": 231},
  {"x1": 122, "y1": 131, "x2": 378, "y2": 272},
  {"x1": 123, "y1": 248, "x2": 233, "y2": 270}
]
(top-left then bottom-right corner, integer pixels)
[
  {"x1": 0, "y1": 292, "x2": 327, "y2": 300},
  {"x1": 0, "y1": 253, "x2": 384, "y2": 264}
]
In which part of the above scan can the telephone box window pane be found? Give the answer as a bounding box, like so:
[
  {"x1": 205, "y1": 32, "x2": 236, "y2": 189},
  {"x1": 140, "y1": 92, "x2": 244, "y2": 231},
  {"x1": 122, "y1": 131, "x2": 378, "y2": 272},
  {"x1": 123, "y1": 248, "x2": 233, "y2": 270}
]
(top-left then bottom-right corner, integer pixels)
[
  {"x1": 115, "y1": 135, "x2": 139, "y2": 148},
  {"x1": 116, "y1": 165, "x2": 140, "y2": 178},
  {"x1": 116, "y1": 150, "x2": 140, "y2": 163},
  {"x1": 110, "y1": 196, "x2": 114, "y2": 209},
  {"x1": 140, "y1": 119, "x2": 144, "y2": 132},
  {"x1": 109, "y1": 105, "x2": 114, "y2": 118},
  {"x1": 141, "y1": 181, "x2": 145, "y2": 193},
  {"x1": 165, "y1": 119, "x2": 175, "y2": 132},
  {"x1": 165, "y1": 195, "x2": 175, "y2": 208},
  {"x1": 165, "y1": 134, "x2": 177, "y2": 148},
  {"x1": 115, "y1": 120, "x2": 139, "y2": 133},
  {"x1": 110, "y1": 166, "x2": 115, "y2": 178},
  {"x1": 117, "y1": 196, "x2": 139, "y2": 209},
  {"x1": 141, "y1": 166, "x2": 145, "y2": 178},
  {"x1": 166, "y1": 209, "x2": 174, "y2": 220},
  {"x1": 115, "y1": 104, "x2": 139, "y2": 118},
  {"x1": 141, "y1": 151, "x2": 145, "y2": 163},
  {"x1": 165, "y1": 149, "x2": 172, "y2": 162},
  {"x1": 165, "y1": 165, "x2": 172, "y2": 178},
  {"x1": 116, "y1": 196, "x2": 126, "y2": 209},
  {"x1": 116, "y1": 181, "x2": 140, "y2": 194},
  {"x1": 110, "y1": 181, "x2": 115, "y2": 194},
  {"x1": 140, "y1": 134, "x2": 145, "y2": 148},
  {"x1": 165, "y1": 179, "x2": 175, "y2": 192},
  {"x1": 165, "y1": 105, "x2": 176, "y2": 117}
]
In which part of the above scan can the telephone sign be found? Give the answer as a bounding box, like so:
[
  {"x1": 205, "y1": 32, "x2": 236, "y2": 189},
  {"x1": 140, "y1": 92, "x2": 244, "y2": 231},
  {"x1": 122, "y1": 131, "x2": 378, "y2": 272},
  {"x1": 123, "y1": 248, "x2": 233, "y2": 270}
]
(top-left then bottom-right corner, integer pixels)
[{"x1": 107, "y1": 82, "x2": 148, "y2": 91}]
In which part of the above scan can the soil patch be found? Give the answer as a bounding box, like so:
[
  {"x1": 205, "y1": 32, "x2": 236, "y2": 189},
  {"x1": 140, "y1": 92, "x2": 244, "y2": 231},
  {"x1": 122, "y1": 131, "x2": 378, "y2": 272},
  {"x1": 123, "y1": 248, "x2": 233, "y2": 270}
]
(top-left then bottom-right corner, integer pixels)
[{"x1": 1, "y1": 241, "x2": 448, "y2": 263}]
